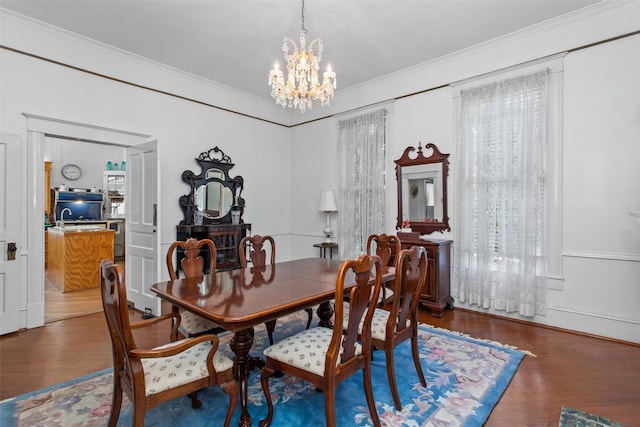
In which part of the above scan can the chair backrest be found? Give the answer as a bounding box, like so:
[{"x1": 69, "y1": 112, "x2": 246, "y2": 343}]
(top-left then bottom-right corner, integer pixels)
[
  {"x1": 366, "y1": 233, "x2": 401, "y2": 267},
  {"x1": 330, "y1": 254, "x2": 383, "y2": 374},
  {"x1": 239, "y1": 235, "x2": 275, "y2": 268},
  {"x1": 166, "y1": 238, "x2": 217, "y2": 280},
  {"x1": 100, "y1": 259, "x2": 139, "y2": 383},
  {"x1": 389, "y1": 246, "x2": 428, "y2": 334}
]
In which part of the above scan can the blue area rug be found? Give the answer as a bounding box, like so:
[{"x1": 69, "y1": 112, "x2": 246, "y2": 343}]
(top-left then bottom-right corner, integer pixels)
[{"x1": 0, "y1": 312, "x2": 526, "y2": 426}]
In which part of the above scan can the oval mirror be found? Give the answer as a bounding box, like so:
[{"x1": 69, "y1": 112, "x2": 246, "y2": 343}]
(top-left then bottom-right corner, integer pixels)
[
  {"x1": 178, "y1": 147, "x2": 245, "y2": 225},
  {"x1": 194, "y1": 168, "x2": 234, "y2": 219},
  {"x1": 395, "y1": 143, "x2": 450, "y2": 234}
]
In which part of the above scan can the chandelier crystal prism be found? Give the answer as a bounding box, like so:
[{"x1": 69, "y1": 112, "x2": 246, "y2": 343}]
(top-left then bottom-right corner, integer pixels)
[{"x1": 268, "y1": 0, "x2": 336, "y2": 112}]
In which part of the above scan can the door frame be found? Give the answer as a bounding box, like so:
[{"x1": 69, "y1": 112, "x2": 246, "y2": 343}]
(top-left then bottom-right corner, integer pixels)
[
  {"x1": 23, "y1": 114, "x2": 151, "y2": 329},
  {"x1": 0, "y1": 133, "x2": 23, "y2": 334}
]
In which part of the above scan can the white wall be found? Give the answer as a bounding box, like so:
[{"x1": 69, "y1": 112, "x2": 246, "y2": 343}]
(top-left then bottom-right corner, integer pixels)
[
  {"x1": 547, "y1": 34, "x2": 640, "y2": 341},
  {"x1": 45, "y1": 138, "x2": 126, "y2": 190},
  {"x1": 288, "y1": 4, "x2": 640, "y2": 343},
  {"x1": 2, "y1": 1, "x2": 638, "y2": 342},
  {"x1": 1, "y1": 11, "x2": 291, "y2": 329}
]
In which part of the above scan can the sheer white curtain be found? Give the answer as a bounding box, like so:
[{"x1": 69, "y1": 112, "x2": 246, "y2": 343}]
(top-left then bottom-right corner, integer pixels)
[
  {"x1": 454, "y1": 70, "x2": 548, "y2": 317},
  {"x1": 336, "y1": 109, "x2": 387, "y2": 259}
]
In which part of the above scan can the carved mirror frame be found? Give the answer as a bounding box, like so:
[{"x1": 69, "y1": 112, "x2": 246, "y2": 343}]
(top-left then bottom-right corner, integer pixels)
[
  {"x1": 395, "y1": 142, "x2": 450, "y2": 234},
  {"x1": 179, "y1": 147, "x2": 245, "y2": 225}
]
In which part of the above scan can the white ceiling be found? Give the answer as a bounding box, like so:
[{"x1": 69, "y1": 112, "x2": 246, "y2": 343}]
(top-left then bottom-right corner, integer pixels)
[{"x1": 1, "y1": 0, "x2": 600, "y2": 101}]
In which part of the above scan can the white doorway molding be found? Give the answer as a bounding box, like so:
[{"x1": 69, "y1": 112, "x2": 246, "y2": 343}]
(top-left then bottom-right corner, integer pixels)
[{"x1": 23, "y1": 113, "x2": 150, "y2": 329}]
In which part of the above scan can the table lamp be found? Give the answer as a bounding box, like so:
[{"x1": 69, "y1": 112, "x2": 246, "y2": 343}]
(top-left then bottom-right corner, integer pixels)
[{"x1": 318, "y1": 190, "x2": 338, "y2": 243}]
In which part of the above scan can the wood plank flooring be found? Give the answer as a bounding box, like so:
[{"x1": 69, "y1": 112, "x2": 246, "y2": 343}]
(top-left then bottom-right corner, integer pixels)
[
  {"x1": 45, "y1": 274, "x2": 103, "y2": 323},
  {"x1": 2, "y1": 303, "x2": 639, "y2": 426},
  {"x1": 44, "y1": 261, "x2": 122, "y2": 323}
]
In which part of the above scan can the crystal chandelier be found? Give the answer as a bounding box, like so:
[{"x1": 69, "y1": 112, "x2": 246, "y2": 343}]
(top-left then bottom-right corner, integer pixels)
[{"x1": 268, "y1": 0, "x2": 336, "y2": 112}]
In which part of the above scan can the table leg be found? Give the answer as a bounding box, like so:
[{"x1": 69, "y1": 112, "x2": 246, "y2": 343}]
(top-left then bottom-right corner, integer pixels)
[
  {"x1": 230, "y1": 328, "x2": 254, "y2": 427},
  {"x1": 317, "y1": 301, "x2": 334, "y2": 328}
]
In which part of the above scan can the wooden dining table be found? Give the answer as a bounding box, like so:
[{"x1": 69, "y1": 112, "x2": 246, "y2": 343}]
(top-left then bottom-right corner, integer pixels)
[{"x1": 150, "y1": 257, "x2": 394, "y2": 427}]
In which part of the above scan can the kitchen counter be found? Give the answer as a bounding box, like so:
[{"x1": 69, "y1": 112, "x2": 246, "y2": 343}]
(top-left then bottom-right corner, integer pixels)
[{"x1": 48, "y1": 227, "x2": 115, "y2": 292}]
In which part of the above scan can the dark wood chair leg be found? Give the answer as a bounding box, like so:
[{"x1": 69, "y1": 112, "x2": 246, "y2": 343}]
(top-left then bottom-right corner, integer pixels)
[
  {"x1": 189, "y1": 391, "x2": 202, "y2": 409},
  {"x1": 385, "y1": 346, "x2": 402, "y2": 411},
  {"x1": 411, "y1": 333, "x2": 427, "y2": 387},
  {"x1": 324, "y1": 386, "x2": 337, "y2": 427},
  {"x1": 107, "y1": 382, "x2": 123, "y2": 427},
  {"x1": 259, "y1": 366, "x2": 277, "y2": 427},
  {"x1": 132, "y1": 406, "x2": 146, "y2": 427},
  {"x1": 363, "y1": 362, "x2": 381, "y2": 427},
  {"x1": 220, "y1": 380, "x2": 238, "y2": 427},
  {"x1": 264, "y1": 319, "x2": 276, "y2": 346},
  {"x1": 304, "y1": 307, "x2": 313, "y2": 329}
]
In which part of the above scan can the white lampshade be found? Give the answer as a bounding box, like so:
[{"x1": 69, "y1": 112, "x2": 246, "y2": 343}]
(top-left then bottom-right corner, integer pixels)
[{"x1": 318, "y1": 190, "x2": 338, "y2": 212}]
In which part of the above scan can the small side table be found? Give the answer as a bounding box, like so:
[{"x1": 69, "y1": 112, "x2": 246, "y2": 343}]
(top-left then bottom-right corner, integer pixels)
[{"x1": 313, "y1": 242, "x2": 338, "y2": 259}]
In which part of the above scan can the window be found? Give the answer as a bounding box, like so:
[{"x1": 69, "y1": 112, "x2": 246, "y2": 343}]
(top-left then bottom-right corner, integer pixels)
[
  {"x1": 454, "y1": 70, "x2": 549, "y2": 316},
  {"x1": 336, "y1": 109, "x2": 387, "y2": 259}
]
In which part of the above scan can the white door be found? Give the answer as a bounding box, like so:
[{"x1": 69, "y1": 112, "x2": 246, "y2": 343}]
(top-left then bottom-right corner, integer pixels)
[
  {"x1": 0, "y1": 134, "x2": 22, "y2": 334},
  {"x1": 125, "y1": 140, "x2": 159, "y2": 314}
]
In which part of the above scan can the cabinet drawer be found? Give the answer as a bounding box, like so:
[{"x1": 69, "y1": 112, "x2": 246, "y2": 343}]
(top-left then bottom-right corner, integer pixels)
[{"x1": 401, "y1": 241, "x2": 438, "y2": 259}]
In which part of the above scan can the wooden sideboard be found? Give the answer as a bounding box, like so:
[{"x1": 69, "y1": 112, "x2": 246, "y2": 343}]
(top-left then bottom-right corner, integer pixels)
[
  {"x1": 176, "y1": 223, "x2": 251, "y2": 272},
  {"x1": 397, "y1": 233, "x2": 453, "y2": 317}
]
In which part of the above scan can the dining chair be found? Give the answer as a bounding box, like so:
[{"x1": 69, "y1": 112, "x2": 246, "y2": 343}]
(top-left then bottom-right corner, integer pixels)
[
  {"x1": 344, "y1": 245, "x2": 428, "y2": 410},
  {"x1": 259, "y1": 255, "x2": 383, "y2": 427},
  {"x1": 166, "y1": 238, "x2": 226, "y2": 337},
  {"x1": 100, "y1": 259, "x2": 238, "y2": 427},
  {"x1": 367, "y1": 233, "x2": 401, "y2": 306},
  {"x1": 240, "y1": 234, "x2": 313, "y2": 345}
]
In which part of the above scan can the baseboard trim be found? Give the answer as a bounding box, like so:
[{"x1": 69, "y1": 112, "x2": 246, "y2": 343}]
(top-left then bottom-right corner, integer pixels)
[{"x1": 453, "y1": 306, "x2": 640, "y2": 348}]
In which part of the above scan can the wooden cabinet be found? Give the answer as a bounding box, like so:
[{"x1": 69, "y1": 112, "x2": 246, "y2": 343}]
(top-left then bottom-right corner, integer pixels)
[
  {"x1": 48, "y1": 228, "x2": 115, "y2": 292},
  {"x1": 397, "y1": 234, "x2": 453, "y2": 317},
  {"x1": 176, "y1": 223, "x2": 251, "y2": 272}
]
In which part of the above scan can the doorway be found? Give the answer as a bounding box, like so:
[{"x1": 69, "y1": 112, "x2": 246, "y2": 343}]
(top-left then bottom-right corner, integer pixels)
[
  {"x1": 17, "y1": 114, "x2": 155, "y2": 333},
  {"x1": 44, "y1": 137, "x2": 129, "y2": 322}
]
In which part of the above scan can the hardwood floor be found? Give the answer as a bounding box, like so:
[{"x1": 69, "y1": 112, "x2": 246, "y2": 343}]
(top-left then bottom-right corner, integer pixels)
[
  {"x1": 44, "y1": 260, "x2": 123, "y2": 323},
  {"x1": 45, "y1": 272, "x2": 103, "y2": 322},
  {"x1": 2, "y1": 305, "x2": 639, "y2": 426}
]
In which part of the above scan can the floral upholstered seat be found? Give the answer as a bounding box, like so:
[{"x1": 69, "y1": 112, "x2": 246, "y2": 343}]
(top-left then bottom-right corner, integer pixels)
[
  {"x1": 341, "y1": 301, "x2": 409, "y2": 341},
  {"x1": 259, "y1": 255, "x2": 383, "y2": 427},
  {"x1": 178, "y1": 312, "x2": 222, "y2": 337},
  {"x1": 142, "y1": 339, "x2": 234, "y2": 396},
  {"x1": 100, "y1": 259, "x2": 237, "y2": 427},
  {"x1": 263, "y1": 327, "x2": 362, "y2": 377},
  {"x1": 344, "y1": 246, "x2": 428, "y2": 411}
]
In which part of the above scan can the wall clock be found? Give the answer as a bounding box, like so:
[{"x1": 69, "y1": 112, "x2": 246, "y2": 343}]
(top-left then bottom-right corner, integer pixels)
[{"x1": 61, "y1": 163, "x2": 83, "y2": 180}]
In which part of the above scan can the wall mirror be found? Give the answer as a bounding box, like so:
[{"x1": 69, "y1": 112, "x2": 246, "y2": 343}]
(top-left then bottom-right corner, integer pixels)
[
  {"x1": 179, "y1": 147, "x2": 245, "y2": 225},
  {"x1": 395, "y1": 142, "x2": 450, "y2": 234}
]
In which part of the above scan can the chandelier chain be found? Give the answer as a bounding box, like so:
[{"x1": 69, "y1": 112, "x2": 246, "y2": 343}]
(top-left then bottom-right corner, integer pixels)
[{"x1": 301, "y1": 0, "x2": 307, "y2": 34}]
